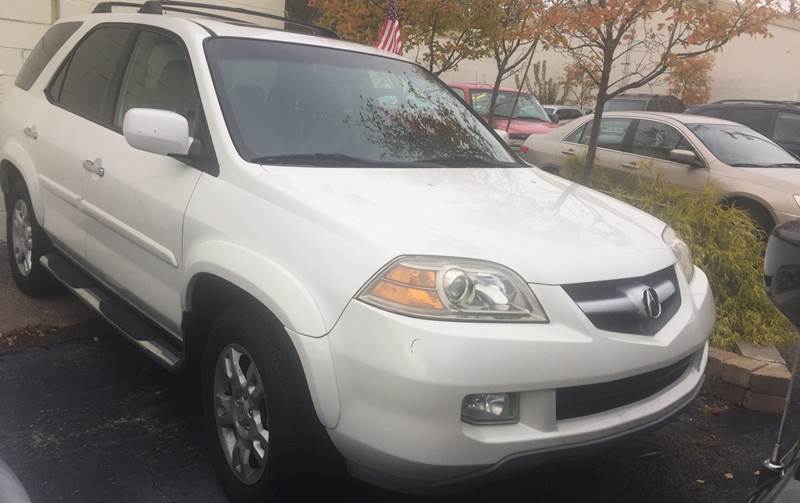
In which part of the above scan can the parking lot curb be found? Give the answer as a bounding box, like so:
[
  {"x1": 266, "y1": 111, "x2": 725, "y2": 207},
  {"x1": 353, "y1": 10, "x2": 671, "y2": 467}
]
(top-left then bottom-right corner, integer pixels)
[{"x1": 705, "y1": 346, "x2": 791, "y2": 414}]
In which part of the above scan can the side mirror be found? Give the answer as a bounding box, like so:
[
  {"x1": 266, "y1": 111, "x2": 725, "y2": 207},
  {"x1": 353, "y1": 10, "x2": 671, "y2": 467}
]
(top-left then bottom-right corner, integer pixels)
[
  {"x1": 548, "y1": 112, "x2": 560, "y2": 124},
  {"x1": 494, "y1": 129, "x2": 510, "y2": 144},
  {"x1": 765, "y1": 220, "x2": 800, "y2": 327},
  {"x1": 123, "y1": 108, "x2": 192, "y2": 157},
  {"x1": 669, "y1": 149, "x2": 702, "y2": 167}
]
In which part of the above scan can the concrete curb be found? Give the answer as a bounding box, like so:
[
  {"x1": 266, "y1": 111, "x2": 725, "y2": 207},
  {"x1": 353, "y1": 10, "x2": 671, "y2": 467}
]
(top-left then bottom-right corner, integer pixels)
[{"x1": 705, "y1": 344, "x2": 792, "y2": 414}]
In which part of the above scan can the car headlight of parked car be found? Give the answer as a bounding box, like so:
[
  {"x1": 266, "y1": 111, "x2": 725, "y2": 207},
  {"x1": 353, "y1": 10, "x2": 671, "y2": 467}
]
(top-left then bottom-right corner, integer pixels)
[
  {"x1": 358, "y1": 256, "x2": 548, "y2": 322},
  {"x1": 662, "y1": 226, "x2": 694, "y2": 282}
]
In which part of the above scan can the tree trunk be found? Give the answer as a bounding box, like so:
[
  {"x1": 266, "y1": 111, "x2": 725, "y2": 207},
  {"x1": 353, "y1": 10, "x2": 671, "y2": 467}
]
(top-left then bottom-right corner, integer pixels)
[
  {"x1": 583, "y1": 59, "x2": 613, "y2": 186},
  {"x1": 487, "y1": 67, "x2": 506, "y2": 128}
]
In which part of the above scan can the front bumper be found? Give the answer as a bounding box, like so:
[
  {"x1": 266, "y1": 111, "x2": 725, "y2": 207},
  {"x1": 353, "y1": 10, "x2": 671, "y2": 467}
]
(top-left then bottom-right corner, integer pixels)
[{"x1": 324, "y1": 266, "x2": 714, "y2": 493}]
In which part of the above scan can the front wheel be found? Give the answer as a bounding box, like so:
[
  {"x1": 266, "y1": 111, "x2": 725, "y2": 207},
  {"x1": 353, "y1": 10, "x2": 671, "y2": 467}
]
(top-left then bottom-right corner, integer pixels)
[
  {"x1": 201, "y1": 299, "x2": 342, "y2": 501},
  {"x1": 5, "y1": 180, "x2": 57, "y2": 296}
]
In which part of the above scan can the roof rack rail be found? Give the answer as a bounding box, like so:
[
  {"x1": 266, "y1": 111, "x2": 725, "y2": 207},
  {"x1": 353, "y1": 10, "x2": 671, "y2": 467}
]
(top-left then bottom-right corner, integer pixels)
[
  {"x1": 92, "y1": 1, "x2": 339, "y2": 39},
  {"x1": 715, "y1": 99, "x2": 800, "y2": 106}
]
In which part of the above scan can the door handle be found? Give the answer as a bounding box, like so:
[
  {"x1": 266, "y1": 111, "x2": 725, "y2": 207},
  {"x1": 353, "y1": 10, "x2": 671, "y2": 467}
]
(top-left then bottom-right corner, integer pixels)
[
  {"x1": 621, "y1": 162, "x2": 639, "y2": 170},
  {"x1": 83, "y1": 159, "x2": 105, "y2": 177},
  {"x1": 561, "y1": 149, "x2": 575, "y2": 156},
  {"x1": 23, "y1": 126, "x2": 38, "y2": 140}
]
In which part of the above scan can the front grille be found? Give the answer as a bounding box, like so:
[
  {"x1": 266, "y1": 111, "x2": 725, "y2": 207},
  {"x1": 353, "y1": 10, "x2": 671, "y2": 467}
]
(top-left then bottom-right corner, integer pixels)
[
  {"x1": 563, "y1": 266, "x2": 681, "y2": 336},
  {"x1": 555, "y1": 354, "x2": 693, "y2": 420}
]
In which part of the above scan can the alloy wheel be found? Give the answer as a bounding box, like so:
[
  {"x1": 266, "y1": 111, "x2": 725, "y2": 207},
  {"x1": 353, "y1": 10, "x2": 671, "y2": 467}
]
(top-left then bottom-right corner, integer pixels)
[
  {"x1": 213, "y1": 344, "x2": 270, "y2": 485},
  {"x1": 11, "y1": 199, "x2": 33, "y2": 277}
]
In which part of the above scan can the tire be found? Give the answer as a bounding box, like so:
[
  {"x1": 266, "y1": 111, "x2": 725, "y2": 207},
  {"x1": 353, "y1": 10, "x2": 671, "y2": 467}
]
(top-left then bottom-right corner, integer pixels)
[
  {"x1": 5, "y1": 180, "x2": 57, "y2": 296},
  {"x1": 201, "y1": 299, "x2": 342, "y2": 501},
  {"x1": 728, "y1": 199, "x2": 775, "y2": 238}
]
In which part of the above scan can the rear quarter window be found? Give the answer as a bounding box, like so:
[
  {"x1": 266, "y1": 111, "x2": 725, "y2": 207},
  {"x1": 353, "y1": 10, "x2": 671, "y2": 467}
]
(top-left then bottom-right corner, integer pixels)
[{"x1": 15, "y1": 22, "x2": 82, "y2": 91}]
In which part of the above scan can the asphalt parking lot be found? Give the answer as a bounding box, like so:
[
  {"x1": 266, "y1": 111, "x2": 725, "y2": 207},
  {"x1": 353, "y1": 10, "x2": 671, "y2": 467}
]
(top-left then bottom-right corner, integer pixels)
[{"x1": 0, "y1": 253, "x2": 797, "y2": 502}]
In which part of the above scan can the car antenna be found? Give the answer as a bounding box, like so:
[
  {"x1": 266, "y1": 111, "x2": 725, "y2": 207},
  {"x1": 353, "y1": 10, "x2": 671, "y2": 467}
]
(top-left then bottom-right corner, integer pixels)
[{"x1": 763, "y1": 339, "x2": 800, "y2": 477}]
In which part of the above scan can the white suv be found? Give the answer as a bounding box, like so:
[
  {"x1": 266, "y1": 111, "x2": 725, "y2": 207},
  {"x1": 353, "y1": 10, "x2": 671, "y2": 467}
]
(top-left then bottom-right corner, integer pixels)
[{"x1": 0, "y1": 1, "x2": 714, "y2": 498}]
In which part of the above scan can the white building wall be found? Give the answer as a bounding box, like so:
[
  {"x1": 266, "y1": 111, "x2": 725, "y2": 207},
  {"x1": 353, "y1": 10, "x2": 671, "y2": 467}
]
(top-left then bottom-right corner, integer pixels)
[{"x1": 443, "y1": 16, "x2": 800, "y2": 103}]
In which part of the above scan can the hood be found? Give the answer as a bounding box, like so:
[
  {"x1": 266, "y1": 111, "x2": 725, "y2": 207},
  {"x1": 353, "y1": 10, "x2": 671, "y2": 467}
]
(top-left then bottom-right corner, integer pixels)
[
  {"x1": 493, "y1": 118, "x2": 560, "y2": 136},
  {"x1": 261, "y1": 166, "x2": 676, "y2": 285}
]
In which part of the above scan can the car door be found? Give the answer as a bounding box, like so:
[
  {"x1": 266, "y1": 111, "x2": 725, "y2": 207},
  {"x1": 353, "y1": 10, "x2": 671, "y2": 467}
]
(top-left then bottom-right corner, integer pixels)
[
  {"x1": 773, "y1": 111, "x2": 800, "y2": 157},
  {"x1": 615, "y1": 119, "x2": 709, "y2": 189},
  {"x1": 81, "y1": 27, "x2": 207, "y2": 334},
  {"x1": 559, "y1": 118, "x2": 631, "y2": 171},
  {"x1": 34, "y1": 24, "x2": 132, "y2": 259}
]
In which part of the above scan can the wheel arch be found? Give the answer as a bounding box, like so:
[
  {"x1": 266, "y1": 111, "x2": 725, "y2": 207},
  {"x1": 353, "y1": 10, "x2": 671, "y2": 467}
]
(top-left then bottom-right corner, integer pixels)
[
  {"x1": 182, "y1": 242, "x2": 341, "y2": 427},
  {"x1": 182, "y1": 270, "x2": 341, "y2": 428},
  {"x1": 1, "y1": 142, "x2": 44, "y2": 222},
  {"x1": 720, "y1": 193, "x2": 777, "y2": 228}
]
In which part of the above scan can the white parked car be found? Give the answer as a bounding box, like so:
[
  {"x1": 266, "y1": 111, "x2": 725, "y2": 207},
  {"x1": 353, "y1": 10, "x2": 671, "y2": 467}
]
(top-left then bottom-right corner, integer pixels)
[{"x1": 0, "y1": 3, "x2": 714, "y2": 498}]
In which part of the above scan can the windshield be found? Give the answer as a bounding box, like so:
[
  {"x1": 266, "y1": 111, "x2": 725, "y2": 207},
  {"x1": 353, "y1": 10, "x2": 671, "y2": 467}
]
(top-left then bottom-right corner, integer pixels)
[
  {"x1": 204, "y1": 39, "x2": 516, "y2": 167},
  {"x1": 469, "y1": 90, "x2": 550, "y2": 121},
  {"x1": 688, "y1": 123, "x2": 800, "y2": 167},
  {"x1": 603, "y1": 99, "x2": 645, "y2": 112}
]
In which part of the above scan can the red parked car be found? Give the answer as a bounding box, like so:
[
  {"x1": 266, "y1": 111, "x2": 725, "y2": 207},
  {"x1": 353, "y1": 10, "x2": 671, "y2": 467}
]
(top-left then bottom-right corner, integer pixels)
[{"x1": 449, "y1": 83, "x2": 560, "y2": 149}]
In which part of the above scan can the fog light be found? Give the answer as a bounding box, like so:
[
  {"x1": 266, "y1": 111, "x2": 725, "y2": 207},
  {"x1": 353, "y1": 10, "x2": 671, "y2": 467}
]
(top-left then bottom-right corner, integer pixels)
[{"x1": 461, "y1": 393, "x2": 519, "y2": 425}]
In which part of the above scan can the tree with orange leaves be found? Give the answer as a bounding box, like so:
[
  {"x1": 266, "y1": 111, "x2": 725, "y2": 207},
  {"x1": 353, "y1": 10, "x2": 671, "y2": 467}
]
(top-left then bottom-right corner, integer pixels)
[
  {"x1": 309, "y1": 0, "x2": 492, "y2": 76},
  {"x1": 667, "y1": 55, "x2": 714, "y2": 105},
  {"x1": 541, "y1": 0, "x2": 794, "y2": 184}
]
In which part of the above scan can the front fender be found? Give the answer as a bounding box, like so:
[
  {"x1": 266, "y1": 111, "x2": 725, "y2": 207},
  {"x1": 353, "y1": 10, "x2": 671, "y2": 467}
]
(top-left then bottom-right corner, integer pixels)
[
  {"x1": 1, "y1": 140, "x2": 43, "y2": 222},
  {"x1": 183, "y1": 240, "x2": 328, "y2": 337}
]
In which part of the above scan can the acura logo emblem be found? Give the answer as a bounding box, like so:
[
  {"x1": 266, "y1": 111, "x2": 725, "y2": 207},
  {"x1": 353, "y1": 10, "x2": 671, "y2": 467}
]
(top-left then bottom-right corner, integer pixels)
[{"x1": 642, "y1": 288, "x2": 662, "y2": 319}]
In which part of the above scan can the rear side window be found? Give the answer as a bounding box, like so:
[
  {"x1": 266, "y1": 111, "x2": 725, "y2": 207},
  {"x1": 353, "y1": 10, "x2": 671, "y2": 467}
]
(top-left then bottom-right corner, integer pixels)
[
  {"x1": 722, "y1": 108, "x2": 774, "y2": 136},
  {"x1": 774, "y1": 112, "x2": 800, "y2": 143},
  {"x1": 578, "y1": 118, "x2": 633, "y2": 151},
  {"x1": 50, "y1": 26, "x2": 131, "y2": 123},
  {"x1": 15, "y1": 22, "x2": 82, "y2": 91}
]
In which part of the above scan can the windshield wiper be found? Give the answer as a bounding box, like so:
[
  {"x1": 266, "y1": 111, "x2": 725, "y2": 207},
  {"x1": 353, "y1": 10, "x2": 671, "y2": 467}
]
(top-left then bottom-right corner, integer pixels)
[
  {"x1": 728, "y1": 163, "x2": 768, "y2": 167},
  {"x1": 766, "y1": 162, "x2": 800, "y2": 168},
  {"x1": 251, "y1": 153, "x2": 380, "y2": 166},
  {"x1": 414, "y1": 155, "x2": 517, "y2": 167}
]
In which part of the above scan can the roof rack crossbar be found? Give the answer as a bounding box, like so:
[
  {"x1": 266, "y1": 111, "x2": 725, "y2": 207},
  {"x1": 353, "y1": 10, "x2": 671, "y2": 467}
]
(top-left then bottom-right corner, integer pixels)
[
  {"x1": 161, "y1": 6, "x2": 259, "y2": 26},
  {"x1": 93, "y1": 2, "x2": 152, "y2": 13},
  {"x1": 93, "y1": 1, "x2": 337, "y2": 38},
  {"x1": 94, "y1": 1, "x2": 338, "y2": 39},
  {"x1": 160, "y1": 0, "x2": 338, "y2": 39}
]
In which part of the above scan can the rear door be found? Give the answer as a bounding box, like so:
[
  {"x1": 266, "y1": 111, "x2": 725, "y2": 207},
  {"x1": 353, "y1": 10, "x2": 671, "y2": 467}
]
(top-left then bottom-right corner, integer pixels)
[
  {"x1": 81, "y1": 26, "x2": 208, "y2": 334},
  {"x1": 559, "y1": 118, "x2": 631, "y2": 172},
  {"x1": 773, "y1": 111, "x2": 800, "y2": 157},
  {"x1": 615, "y1": 119, "x2": 709, "y2": 189}
]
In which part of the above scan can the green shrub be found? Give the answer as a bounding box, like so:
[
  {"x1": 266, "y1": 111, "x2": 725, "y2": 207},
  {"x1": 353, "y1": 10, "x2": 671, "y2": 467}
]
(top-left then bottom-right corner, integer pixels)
[{"x1": 558, "y1": 160, "x2": 795, "y2": 349}]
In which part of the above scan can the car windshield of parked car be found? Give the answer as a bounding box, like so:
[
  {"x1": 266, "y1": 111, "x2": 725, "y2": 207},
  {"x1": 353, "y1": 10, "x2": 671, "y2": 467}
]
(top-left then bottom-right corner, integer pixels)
[
  {"x1": 688, "y1": 123, "x2": 800, "y2": 167},
  {"x1": 204, "y1": 39, "x2": 516, "y2": 167},
  {"x1": 470, "y1": 90, "x2": 550, "y2": 122},
  {"x1": 603, "y1": 99, "x2": 645, "y2": 112}
]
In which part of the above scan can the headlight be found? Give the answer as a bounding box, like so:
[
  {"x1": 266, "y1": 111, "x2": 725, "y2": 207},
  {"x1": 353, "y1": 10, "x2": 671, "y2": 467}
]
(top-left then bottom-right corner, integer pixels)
[
  {"x1": 794, "y1": 194, "x2": 800, "y2": 208},
  {"x1": 662, "y1": 226, "x2": 694, "y2": 282},
  {"x1": 357, "y1": 256, "x2": 548, "y2": 322}
]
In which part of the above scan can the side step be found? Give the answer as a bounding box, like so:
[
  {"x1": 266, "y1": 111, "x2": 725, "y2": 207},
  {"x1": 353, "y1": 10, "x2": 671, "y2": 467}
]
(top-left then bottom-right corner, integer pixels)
[{"x1": 40, "y1": 254, "x2": 184, "y2": 373}]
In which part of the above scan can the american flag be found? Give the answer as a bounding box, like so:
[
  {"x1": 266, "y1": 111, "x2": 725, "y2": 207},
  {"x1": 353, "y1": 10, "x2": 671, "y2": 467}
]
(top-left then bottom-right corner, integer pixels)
[{"x1": 376, "y1": 0, "x2": 402, "y2": 54}]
